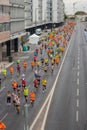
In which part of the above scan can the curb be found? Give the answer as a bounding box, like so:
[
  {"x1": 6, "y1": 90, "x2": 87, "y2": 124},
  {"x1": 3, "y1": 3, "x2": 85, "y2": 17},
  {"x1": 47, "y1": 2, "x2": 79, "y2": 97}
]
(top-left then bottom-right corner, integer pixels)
[{"x1": 0, "y1": 62, "x2": 14, "y2": 73}]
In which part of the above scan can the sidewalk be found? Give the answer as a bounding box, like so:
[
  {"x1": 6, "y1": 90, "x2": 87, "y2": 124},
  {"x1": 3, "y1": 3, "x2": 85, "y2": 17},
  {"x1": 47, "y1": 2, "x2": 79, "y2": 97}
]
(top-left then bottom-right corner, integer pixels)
[
  {"x1": 0, "y1": 44, "x2": 36, "y2": 73},
  {"x1": 0, "y1": 61, "x2": 14, "y2": 73}
]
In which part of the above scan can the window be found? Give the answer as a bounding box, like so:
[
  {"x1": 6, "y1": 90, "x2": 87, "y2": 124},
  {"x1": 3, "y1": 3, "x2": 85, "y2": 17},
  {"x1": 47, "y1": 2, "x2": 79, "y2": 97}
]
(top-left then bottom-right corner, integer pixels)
[
  {"x1": 0, "y1": 24, "x2": 3, "y2": 32},
  {"x1": 0, "y1": 23, "x2": 10, "y2": 32},
  {"x1": 6, "y1": 23, "x2": 10, "y2": 31},
  {"x1": 3, "y1": 6, "x2": 10, "y2": 14},
  {"x1": 0, "y1": 6, "x2": 2, "y2": 14},
  {"x1": 3, "y1": 24, "x2": 6, "y2": 31}
]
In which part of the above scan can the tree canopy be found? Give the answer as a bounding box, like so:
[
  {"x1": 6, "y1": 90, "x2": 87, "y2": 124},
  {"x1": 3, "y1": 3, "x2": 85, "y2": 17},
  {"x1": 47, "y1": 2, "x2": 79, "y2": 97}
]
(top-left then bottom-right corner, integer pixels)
[{"x1": 75, "y1": 11, "x2": 86, "y2": 15}]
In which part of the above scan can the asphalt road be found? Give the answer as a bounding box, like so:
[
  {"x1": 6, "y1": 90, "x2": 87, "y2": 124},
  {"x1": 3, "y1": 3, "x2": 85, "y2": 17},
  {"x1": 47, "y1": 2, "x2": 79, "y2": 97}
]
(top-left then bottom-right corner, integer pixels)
[
  {"x1": 1, "y1": 22, "x2": 87, "y2": 130},
  {"x1": 43, "y1": 22, "x2": 87, "y2": 130},
  {"x1": 0, "y1": 38, "x2": 63, "y2": 130}
]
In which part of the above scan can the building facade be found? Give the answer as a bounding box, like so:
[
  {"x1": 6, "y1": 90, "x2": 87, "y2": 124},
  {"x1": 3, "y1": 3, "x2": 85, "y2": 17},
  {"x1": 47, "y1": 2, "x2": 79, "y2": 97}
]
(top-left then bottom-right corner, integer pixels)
[
  {"x1": 9, "y1": 0, "x2": 25, "y2": 54},
  {"x1": 57, "y1": 0, "x2": 64, "y2": 23},
  {"x1": 0, "y1": 0, "x2": 65, "y2": 62},
  {"x1": 0, "y1": 0, "x2": 10, "y2": 61},
  {"x1": 33, "y1": 0, "x2": 43, "y2": 27},
  {"x1": 25, "y1": 0, "x2": 33, "y2": 29}
]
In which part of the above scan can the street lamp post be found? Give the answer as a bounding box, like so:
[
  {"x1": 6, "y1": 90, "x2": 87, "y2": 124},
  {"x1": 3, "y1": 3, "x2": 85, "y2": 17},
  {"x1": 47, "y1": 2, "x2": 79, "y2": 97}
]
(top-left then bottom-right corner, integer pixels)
[{"x1": 24, "y1": 103, "x2": 29, "y2": 130}]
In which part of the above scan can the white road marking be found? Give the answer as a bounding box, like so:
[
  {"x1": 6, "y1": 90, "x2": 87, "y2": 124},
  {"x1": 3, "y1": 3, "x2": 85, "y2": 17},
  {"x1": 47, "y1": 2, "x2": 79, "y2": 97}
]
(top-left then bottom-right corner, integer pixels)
[
  {"x1": 78, "y1": 57, "x2": 80, "y2": 61},
  {"x1": 0, "y1": 113, "x2": 8, "y2": 122},
  {"x1": 78, "y1": 61, "x2": 79, "y2": 65},
  {"x1": 78, "y1": 65, "x2": 80, "y2": 70},
  {"x1": 0, "y1": 87, "x2": 5, "y2": 93},
  {"x1": 77, "y1": 71, "x2": 79, "y2": 77},
  {"x1": 77, "y1": 89, "x2": 79, "y2": 96},
  {"x1": 78, "y1": 48, "x2": 80, "y2": 51},
  {"x1": 30, "y1": 29, "x2": 72, "y2": 130},
  {"x1": 76, "y1": 111, "x2": 79, "y2": 122},
  {"x1": 30, "y1": 92, "x2": 51, "y2": 130},
  {"x1": 41, "y1": 36, "x2": 72, "y2": 130},
  {"x1": 77, "y1": 99, "x2": 79, "y2": 107},
  {"x1": 77, "y1": 78, "x2": 79, "y2": 85},
  {"x1": 78, "y1": 53, "x2": 80, "y2": 57}
]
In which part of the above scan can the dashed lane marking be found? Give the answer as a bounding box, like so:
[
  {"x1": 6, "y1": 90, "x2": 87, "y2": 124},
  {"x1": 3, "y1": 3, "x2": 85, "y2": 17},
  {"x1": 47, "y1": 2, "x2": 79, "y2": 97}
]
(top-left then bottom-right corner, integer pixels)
[
  {"x1": 77, "y1": 78, "x2": 79, "y2": 85},
  {"x1": 30, "y1": 26, "x2": 72, "y2": 130},
  {"x1": 76, "y1": 111, "x2": 79, "y2": 122},
  {"x1": 78, "y1": 57, "x2": 80, "y2": 61},
  {"x1": 77, "y1": 71, "x2": 79, "y2": 77},
  {"x1": 77, "y1": 89, "x2": 79, "y2": 96},
  {"x1": 78, "y1": 65, "x2": 80, "y2": 70},
  {"x1": 77, "y1": 99, "x2": 79, "y2": 107},
  {"x1": 78, "y1": 61, "x2": 79, "y2": 65}
]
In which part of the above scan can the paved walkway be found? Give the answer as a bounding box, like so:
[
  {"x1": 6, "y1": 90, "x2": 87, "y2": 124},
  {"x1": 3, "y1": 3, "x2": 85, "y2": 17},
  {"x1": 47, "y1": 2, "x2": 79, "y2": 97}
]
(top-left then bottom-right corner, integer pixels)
[
  {"x1": 0, "y1": 44, "x2": 37, "y2": 73},
  {"x1": 0, "y1": 61, "x2": 14, "y2": 73}
]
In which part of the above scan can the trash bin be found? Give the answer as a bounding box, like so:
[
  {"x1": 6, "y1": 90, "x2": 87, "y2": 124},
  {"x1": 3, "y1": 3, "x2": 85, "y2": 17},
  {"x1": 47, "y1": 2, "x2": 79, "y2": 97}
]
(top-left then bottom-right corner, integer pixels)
[
  {"x1": 23, "y1": 45, "x2": 28, "y2": 51},
  {"x1": 9, "y1": 56, "x2": 13, "y2": 62},
  {"x1": 38, "y1": 41, "x2": 41, "y2": 45},
  {"x1": 27, "y1": 46, "x2": 30, "y2": 50}
]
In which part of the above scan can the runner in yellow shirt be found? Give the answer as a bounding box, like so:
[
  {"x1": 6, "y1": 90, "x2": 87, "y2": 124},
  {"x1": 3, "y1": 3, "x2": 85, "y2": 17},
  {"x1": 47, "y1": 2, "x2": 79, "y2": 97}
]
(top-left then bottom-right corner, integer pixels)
[{"x1": 42, "y1": 79, "x2": 47, "y2": 92}]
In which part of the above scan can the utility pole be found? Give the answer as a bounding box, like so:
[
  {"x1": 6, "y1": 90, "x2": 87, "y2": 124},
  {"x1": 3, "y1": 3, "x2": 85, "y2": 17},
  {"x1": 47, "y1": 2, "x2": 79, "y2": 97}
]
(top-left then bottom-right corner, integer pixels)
[{"x1": 24, "y1": 103, "x2": 29, "y2": 130}]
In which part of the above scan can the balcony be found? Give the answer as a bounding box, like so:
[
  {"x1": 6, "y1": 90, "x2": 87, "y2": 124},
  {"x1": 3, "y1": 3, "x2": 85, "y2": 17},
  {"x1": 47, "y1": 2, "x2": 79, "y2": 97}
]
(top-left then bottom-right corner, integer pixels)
[
  {"x1": 0, "y1": 15, "x2": 10, "y2": 23},
  {"x1": 24, "y1": 0, "x2": 32, "y2": 3},
  {"x1": 0, "y1": 0, "x2": 9, "y2": 5},
  {"x1": 0, "y1": 31, "x2": 10, "y2": 43}
]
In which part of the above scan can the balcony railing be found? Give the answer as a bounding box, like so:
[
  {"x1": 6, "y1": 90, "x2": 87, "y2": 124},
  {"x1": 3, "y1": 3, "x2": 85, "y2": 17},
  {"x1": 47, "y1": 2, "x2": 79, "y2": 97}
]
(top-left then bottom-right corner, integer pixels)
[
  {"x1": 0, "y1": 0, "x2": 9, "y2": 5},
  {"x1": 0, "y1": 15, "x2": 10, "y2": 23},
  {"x1": 0, "y1": 31, "x2": 10, "y2": 43}
]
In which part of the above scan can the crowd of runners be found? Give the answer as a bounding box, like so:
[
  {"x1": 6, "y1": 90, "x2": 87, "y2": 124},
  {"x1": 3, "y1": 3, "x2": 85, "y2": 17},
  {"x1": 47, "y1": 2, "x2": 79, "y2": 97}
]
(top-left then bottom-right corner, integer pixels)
[{"x1": 0, "y1": 20, "x2": 76, "y2": 114}]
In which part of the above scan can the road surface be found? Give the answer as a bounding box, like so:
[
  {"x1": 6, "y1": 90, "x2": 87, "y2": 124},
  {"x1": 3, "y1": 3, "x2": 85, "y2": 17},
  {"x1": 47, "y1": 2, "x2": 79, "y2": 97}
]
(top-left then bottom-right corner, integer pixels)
[{"x1": 0, "y1": 22, "x2": 87, "y2": 130}]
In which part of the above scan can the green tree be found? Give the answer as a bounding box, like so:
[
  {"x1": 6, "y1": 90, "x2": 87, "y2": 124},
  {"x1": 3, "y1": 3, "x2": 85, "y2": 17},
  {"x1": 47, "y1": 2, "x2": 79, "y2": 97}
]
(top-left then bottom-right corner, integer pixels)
[
  {"x1": 64, "y1": 14, "x2": 68, "y2": 20},
  {"x1": 75, "y1": 11, "x2": 86, "y2": 15}
]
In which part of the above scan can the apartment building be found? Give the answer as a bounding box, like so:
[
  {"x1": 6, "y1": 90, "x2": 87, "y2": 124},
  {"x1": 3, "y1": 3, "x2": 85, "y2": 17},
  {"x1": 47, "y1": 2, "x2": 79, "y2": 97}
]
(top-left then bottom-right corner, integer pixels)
[
  {"x1": 46, "y1": 0, "x2": 52, "y2": 23},
  {"x1": 38, "y1": 0, "x2": 43, "y2": 24},
  {"x1": 0, "y1": 0, "x2": 26, "y2": 61},
  {"x1": 0, "y1": 0, "x2": 64, "y2": 61},
  {"x1": 33, "y1": 0, "x2": 43, "y2": 27},
  {"x1": 0, "y1": 0, "x2": 10, "y2": 61},
  {"x1": 9, "y1": 0, "x2": 25, "y2": 53},
  {"x1": 25, "y1": 0, "x2": 33, "y2": 29},
  {"x1": 57, "y1": 0, "x2": 64, "y2": 23},
  {"x1": 41, "y1": 0, "x2": 64, "y2": 29}
]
